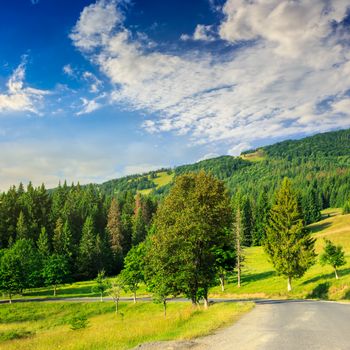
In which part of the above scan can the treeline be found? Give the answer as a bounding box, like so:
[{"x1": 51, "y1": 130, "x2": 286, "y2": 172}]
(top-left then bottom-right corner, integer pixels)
[{"x1": 0, "y1": 182, "x2": 157, "y2": 282}]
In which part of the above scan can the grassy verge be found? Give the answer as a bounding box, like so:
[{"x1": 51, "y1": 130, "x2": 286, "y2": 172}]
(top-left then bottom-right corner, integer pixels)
[{"x1": 0, "y1": 301, "x2": 254, "y2": 350}]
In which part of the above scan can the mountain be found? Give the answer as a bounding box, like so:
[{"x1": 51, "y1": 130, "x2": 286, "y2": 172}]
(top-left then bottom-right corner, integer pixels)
[{"x1": 97, "y1": 128, "x2": 350, "y2": 209}]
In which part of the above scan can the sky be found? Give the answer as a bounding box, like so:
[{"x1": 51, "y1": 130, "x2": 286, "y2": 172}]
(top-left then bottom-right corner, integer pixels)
[{"x1": 0, "y1": 0, "x2": 350, "y2": 190}]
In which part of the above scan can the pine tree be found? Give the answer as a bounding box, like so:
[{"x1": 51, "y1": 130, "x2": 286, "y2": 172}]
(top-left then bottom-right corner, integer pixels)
[
  {"x1": 78, "y1": 216, "x2": 96, "y2": 278},
  {"x1": 37, "y1": 227, "x2": 50, "y2": 259},
  {"x1": 132, "y1": 210, "x2": 147, "y2": 246},
  {"x1": 106, "y1": 198, "x2": 123, "y2": 258},
  {"x1": 320, "y1": 239, "x2": 346, "y2": 279},
  {"x1": 16, "y1": 211, "x2": 29, "y2": 240},
  {"x1": 52, "y1": 218, "x2": 64, "y2": 254},
  {"x1": 252, "y1": 192, "x2": 269, "y2": 246},
  {"x1": 264, "y1": 178, "x2": 316, "y2": 291}
]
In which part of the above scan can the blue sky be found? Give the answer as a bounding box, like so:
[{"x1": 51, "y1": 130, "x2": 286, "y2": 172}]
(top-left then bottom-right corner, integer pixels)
[{"x1": 0, "y1": 0, "x2": 349, "y2": 189}]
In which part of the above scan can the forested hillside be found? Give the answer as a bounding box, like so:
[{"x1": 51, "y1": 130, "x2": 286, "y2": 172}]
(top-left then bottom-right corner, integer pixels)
[{"x1": 0, "y1": 128, "x2": 349, "y2": 284}]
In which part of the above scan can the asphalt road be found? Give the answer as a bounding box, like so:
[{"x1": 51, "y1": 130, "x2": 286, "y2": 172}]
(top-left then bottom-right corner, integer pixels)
[{"x1": 193, "y1": 300, "x2": 350, "y2": 350}]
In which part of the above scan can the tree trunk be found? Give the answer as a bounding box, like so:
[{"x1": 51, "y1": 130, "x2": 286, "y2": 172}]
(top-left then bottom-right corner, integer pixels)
[
  {"x1": 115, "y1": 300, "x2": 119, "y2": 314},
  {"x1": 9, "y1": 293, "x2": 12, "y2": 304},
  {"x1": 133, "y1": 291, "x2": 136, "y2": 304},
  {"x1": 53, "y1": 285, "x2": 57, "y2": 296},
  {"x1": 287, "y1": 276, "x2": 292, "y2": 292},
  {"x1": 334, "y1": 268, "x2": 339, "y2": 279},
  {"x1": 235, "y1": 209, "x2": 243, "y2": 288},
  {"x1": 203, "y1": 296, "x2": 209, "y2": 309},
  {"x1": 100, "y1": 292, "x2": 103, "y2": 302},
  {"x1": 219, "y1": 275, "x2": 225, "y2": 292},
  {"x1": 163, "y1": 299, "x2": 167, "y2": 318}
]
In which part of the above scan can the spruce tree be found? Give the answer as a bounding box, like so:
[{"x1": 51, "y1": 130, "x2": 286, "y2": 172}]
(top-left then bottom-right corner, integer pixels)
[
  {"x1": 264, "y1": 178, "x2": 316, "y2": 291},
  {"x1": 78, "y1": 216, "x2": 96, "y2": 278},
  {"x1": 16, "y1": 211, "x2": 29, "y2": 240},
  {"x1": 106, "y1": 198, "x2": 123, "y2": 258},
  {"x1": 320, "y1": 239, "x2": 346, "y2": 279},
  {"x1": 37, "y1": 227, "x2": 50, "y2": 259}
]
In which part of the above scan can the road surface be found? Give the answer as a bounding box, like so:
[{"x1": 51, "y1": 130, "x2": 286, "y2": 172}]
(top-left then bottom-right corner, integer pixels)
[{"x1": 136, "y1": 300, "x2": 350, "y2": 350}]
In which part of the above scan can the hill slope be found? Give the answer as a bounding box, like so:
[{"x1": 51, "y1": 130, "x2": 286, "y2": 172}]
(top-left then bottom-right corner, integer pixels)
[
  {"x1": 210, "y1": 209, "x2": 350, "y2": 300},
  {"x1": 96, "y1": 128, "x2": 350, "y2": 210}
]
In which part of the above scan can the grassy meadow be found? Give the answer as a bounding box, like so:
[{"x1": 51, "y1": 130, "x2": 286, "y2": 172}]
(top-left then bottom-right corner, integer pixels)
[
  {"x1": 138, "y1": 171, "x2": 174, "y2": 195},
  {"x1": 210, "y1": 208, "x2": 350, "y2": 300},
  {"x1": 0, "y1": 301, "x2": 253, "y2": 350}
]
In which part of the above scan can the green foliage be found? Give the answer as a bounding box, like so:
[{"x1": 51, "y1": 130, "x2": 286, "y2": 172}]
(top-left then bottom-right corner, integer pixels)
[
  {"x1": 92, "y1": 270, "x2": 110, "y2": 301},
  {"x1": 149, "y1": 171, "x2": 232, "y2": 305},
  {"x1": 69, "y1": 314, "x2": 89, "y2": 330},
  {"x1": 343, "y1": 200, "x2": 350, "y2": 214},
  {"x1": 264, "y1": 178, "x2": 316, "y2": 290},
  {"x1": 37, "y1": 226, "x2": 50, "y2": 259},
  {"x1": 0, "y1": 239, "x2": 41, "y2": 300},
  {"x1": 320, "y1": 239, "x2": 346, "y2": 278},
  {"x1": 42, "y1": 254, "x2": 71, "y2": 295},
  {"x1": 120, "y1": 244, "x2": 145, "y2": 301},
  {"x1": 0, "y1": 329, "x2": 33, "y2": 341}
]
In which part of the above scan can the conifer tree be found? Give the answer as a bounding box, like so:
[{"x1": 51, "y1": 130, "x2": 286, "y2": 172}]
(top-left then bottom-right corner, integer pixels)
[
  {"x1": 106, "y1": 198, "x2": 123, "y2": 257},
  {"x1": 264, "y1": 178, "x2": 316, "y2": 291},
  {"x1": 233, "y1": 207, "x2": 244, "y2": 288},
  {"x1": 37, "y1": 227, "x2": 50, "y2": 259},
  {"x1": 320, "y1": 239, "x2": 346, "y2": 279},
  {"x1": 132, "y1": 210, "x2": 147, "y2": 246},
  {"x1": 252, "y1": 192, "x2": 269, "y2": 246},
  {"x1": 16, "y1": 211, "x2": 29, "y2": 240},
  {"x1": 78, "y1": 216, "x2": 96, "y2": 278},
  {"x1": 52, "y1": 218, "x2": 64, "y2": 254}
]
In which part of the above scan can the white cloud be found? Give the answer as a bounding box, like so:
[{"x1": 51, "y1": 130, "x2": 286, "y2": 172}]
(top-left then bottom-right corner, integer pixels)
[
  {"x1": 63, "y1": 64, "x2": 75, "y2": 76},
  {"x1": 71, "y1": 0, "x2": 350, "y2": 151},
  {"x1": 197, "y1": 152, "x2": 220, "y2": 162},
  {"x1": 227, "y1": 142, "x2": 251, "y2": 156},
  {"x1": 181, "y1": 24, "x2": 216, "y2": 42},
  {"x1": 82, "y1": 71, "x2": 103, "y2": 93},
  {"x1": 123, "y1": 163, "x2": 166, "y2": 176},
  {"x1": 0, "y1": 62, "x2": 48, "y2": 114},
  {"x1": 76, "y1": 97, "x2": 101, "y2": 115}
]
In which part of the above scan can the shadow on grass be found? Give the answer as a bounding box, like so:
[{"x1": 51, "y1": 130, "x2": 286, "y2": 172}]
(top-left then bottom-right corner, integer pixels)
[
  {"x1": 308, "y1": 222, "x2": 332, "y2": 234},
  {"x1": 243, "y1": 271, "x2": 276, "y2": 284},
  {"x1": 301, "y1": 268, "x2": 350, "y2": 285},
  {"x1": 24, "y1": 284, "x2": 97, "y2": 297},
  {"x1": 342, "y1": 289, "x2": 350, "y2": 300},
  {"x1": 307, "y1": 282, "x2": 330, "y2": 300}
]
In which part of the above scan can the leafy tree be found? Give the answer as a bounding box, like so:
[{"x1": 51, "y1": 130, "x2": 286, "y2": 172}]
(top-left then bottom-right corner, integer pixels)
[
  {"x1": 92, "y1": 270, "x2": 110, "y2": 301},
  {"x1": 264, "y1": 178, "x2": 316, "y2": 291},
  {"x1": 119, "y1": 244, "x2": 145, "y2": 303},
  {"x1": 42, "y1": 254, "x2": 71, "y2": 296},
  {"x1": 320, "y1": 239, "x2": 346, "y2": 279},
  {"x1": 108, "y1": 277, "x2": 124, "y2": 314},
  {"x1": 150, "y1": 171, "x2": 231, "y2": 307},
  {"x1": 213, "y1": 243, "x2": 235, "y2": 292},
  {"x1": 0, "y1": 239, "x2": 41, "y2": 302}
]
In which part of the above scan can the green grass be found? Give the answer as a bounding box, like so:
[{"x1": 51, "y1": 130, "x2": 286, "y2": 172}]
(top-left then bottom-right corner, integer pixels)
[
  {"x1": 138, "y1": 171, "x2": 174, "y2": 195},
  {"x1": 210, "y1": 209, "x2": 350, "y2": 300},
  {"x1": 13, "y1": 281, "x2": 149, "y2": 300},
  {"x1": 240, "y1": 149, "x2": 266, "y2": 162},
  {"x1": 0, "y1": 301, "x2": 253, "y2": 350}
]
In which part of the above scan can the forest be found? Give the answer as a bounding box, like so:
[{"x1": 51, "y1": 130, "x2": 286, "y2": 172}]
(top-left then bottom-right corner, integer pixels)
[{"x1": 0, "y1": 128, "x2": 349, "y2": 298}]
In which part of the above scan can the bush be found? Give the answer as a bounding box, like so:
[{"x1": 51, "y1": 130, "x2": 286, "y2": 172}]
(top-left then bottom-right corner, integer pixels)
[{"x1": 69, "y1": 314, "x2": 89, "y2": 330}]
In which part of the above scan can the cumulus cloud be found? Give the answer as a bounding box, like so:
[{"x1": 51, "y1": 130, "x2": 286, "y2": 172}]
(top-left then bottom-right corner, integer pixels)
[
  {"x1": 0, "y1": 62, "x2": 48, "y2": 114},
  {"x1": 227, "y1": 142, "x2": 251, "y2": 156},
  {"x1": 197, "y1": 152, "x2": 220, "y2": 162},
  {"x1": 71, "y1": 0, "x2": 350, "y2": 152},
  {"x1": 181, "y1": 24, "x2": 216, "y2": 41},
  {"x1": 63, "y1": 64, "x2": 75, "y2": 76},
  {"x1": 76, "y1": 97, "x2": 101, "y2": 115}
]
